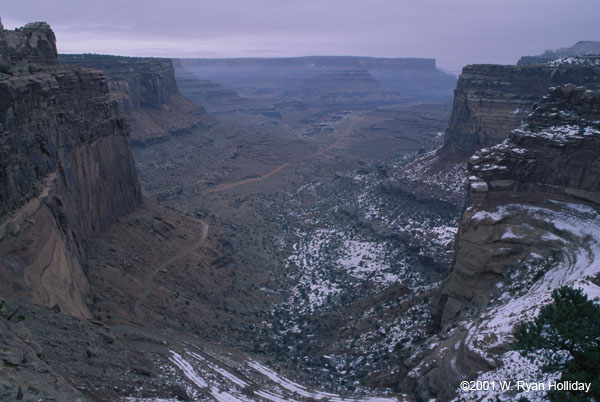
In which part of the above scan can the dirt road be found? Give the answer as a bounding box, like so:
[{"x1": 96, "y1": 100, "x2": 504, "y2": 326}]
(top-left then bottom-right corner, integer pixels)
[
  {"x1": 200, "y1": 117, "x2": 360, "y2": 196},
  {"x1": 133, "y1": 218, "x2": 210, "y2": 323}
]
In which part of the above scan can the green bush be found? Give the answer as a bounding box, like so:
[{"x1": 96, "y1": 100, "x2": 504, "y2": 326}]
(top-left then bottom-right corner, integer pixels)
[{"x1": 513, "y1": 286, "x2": 600, "y2": 401}]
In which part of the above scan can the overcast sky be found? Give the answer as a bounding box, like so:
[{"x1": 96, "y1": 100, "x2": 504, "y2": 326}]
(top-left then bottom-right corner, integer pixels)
[{"x1": 2, "y1": 0, "x2": 599, "y2": 73}]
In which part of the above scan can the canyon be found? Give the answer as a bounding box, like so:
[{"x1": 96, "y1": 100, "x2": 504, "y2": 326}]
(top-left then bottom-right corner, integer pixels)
[
  {"x1": 416, "y1": 84, "x2": 600, "y2": 402},
  {"x1": 440, "y1": 59, "x2": 600, "y2": 159},
  {"x1": 60, "y1": 54, "x2": 213, "y2": 147},
  {"x1": 0, "y1": 22, "x2": 141, "y2": 319},
  {"x1": 0, "y1": 20, "x2": 599, "y2": 402}
]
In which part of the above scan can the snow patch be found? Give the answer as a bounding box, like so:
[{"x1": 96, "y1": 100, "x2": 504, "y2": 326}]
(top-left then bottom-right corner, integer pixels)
[{"x1": 461, "y1": 201, "x2": 600, "y2": 398}]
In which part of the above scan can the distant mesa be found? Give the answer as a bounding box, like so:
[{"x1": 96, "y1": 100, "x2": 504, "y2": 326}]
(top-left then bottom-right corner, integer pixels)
[
  {"x1": 176, "y1": 55, "x2": 457, "y2": 106},
  {"x1": 518, "y1": 40, "x2": 600, "y2": 65},
  {"x1": 178, "y1": 55, "x2": 441, "y2": 71},
  {"x1": 173, "y1": 61, "x2": 264, "y2": 115}
]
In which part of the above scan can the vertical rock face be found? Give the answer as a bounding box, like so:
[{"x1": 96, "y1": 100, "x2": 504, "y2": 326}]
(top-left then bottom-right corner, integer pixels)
[
  {"x1": 60, "y1": 54, "x2": 210, "y2": 146},
  {"x1": 0, "y1": 22, "x2": 58, "y2": 69},
  {"x1": 0, "y1": 23, "x2": 141, "y2": 317},
  {"x1": 409, "y1": 86, "x2": 600, "y2": 401},
  {"x1": 440, "y1": 61, "x2": 600, "y2": 159},
  {"x1": 434, "y1": 85, "x2": 600, "y2": 328},
  {"x1": 60, "y1": 55, "x2": 179, "y2": 112}
]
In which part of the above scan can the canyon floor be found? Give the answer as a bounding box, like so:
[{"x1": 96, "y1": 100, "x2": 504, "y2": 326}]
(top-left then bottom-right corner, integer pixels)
[
  {"x1": 0, "y1": 47, "x2": 462, "y2": 401},
  {"x1": 113, "y1": 71, "x2": 462, "y2": 400}
]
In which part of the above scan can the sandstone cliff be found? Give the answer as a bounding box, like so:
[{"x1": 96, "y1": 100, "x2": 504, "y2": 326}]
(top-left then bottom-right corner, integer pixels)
[
  {"x1": 0, "y1": 23, "x2": 141, "y2": 318},
  {"x1": 439, "y1": 60, "x2": 600, "y2": 159},
  {"x1": 435, "y1": 84, "x2": 600, "y2": 327},
  {"x1": 60, "y1": 54, "x2": 211, "y2": 146},
  {"x1": 0, "y1": 22, "x2": 57, "y2": 70},
  {"x1": 410, "y1": 86, "x2": 600, "y2": 400}
]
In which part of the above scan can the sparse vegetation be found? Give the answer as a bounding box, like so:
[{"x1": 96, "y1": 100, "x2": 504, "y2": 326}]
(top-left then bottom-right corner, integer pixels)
[{"x1": 514, "y1": 286, "x2": 600, "y2": 401}]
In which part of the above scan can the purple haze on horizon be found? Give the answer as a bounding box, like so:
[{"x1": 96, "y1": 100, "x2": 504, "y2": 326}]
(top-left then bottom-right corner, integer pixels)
[{"x1": 2, "y1": 0, "x2": 598, "y2": 74}]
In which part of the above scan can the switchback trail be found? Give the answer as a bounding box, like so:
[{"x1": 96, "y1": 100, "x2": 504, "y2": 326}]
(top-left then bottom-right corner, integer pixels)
[
  {"x1": 133, "y1": 218, "x2": 210, "y2": 323},
  {"x1": 200, "y1": 116, "x2": 361, "y2": 196}
]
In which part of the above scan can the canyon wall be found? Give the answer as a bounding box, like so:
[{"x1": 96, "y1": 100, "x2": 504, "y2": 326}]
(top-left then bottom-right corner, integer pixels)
[
  {"x1": 439, "y1": 60, "x2": 600, "y2": 159},
  {"x1": 408, "y1": 85, "x2": 600, "y2": 400},
  {"x1": 435, "y1": 85, "x2": 600, "y2": 328},
  {"x1": 60, "y1": 54, "x2": 211, "y2": 146},
  {"x1": 0, "y1": 23, "x2": 141, "y2": 317},
  {"x1": 174, "y1": 68, "x2": 254, "y2": 114},
  {"x1": 0, "y1": 22, "x2": 57, "y2": 69},
  {"x1": 177, "y1": 56, "x2": 457, "y2": 105}
]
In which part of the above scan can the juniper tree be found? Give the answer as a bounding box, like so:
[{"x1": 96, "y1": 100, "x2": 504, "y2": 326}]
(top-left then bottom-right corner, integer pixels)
[{"x1": 513, "y1": 286, "x2": 600, "y2": 401}]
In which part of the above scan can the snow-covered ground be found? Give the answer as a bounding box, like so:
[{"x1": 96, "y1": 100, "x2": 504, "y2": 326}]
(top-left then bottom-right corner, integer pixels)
[
  {"x1": 392, "y1": 149, "x2": 467, "y2": 198},
  {"x1": 286, "y1": 227, "x2": 411, "y2": 314},
  {"x1": 512, "y1": 124, "x2": 600, "y2": 144},
  {"x1": 284, "y1": 157, "x2": 459, "y2": 315},
  {"x1": 253, "y1": 150, "x2": 461, "y2": 390},
  {"x1": 160, "y1": 348, "x2": 402, "y2": 402},
  {"x1": 547, "y1": 56, "x2": 600, "y2": 67},
  {"x1": 453, "y1": 351, "x2": 561, "y2": 402},
  {"x1": 454, "y1": 200, "x2": 600, "y2": 401}
]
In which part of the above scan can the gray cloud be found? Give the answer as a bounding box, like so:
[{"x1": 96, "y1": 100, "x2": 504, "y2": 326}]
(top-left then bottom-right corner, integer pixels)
[{"x1": 2, "y1": 0, "x2": 598, "y2": 72}]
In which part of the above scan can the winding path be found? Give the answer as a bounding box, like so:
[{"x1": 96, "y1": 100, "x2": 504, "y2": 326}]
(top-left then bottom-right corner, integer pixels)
[
  {"x1": 201, "y1": 163, "x2": 290, "y2": 196},
  {"x1": 133, "y1": 218, "x2": 210, "y2": 323},
  {"x1": 200, "y1": 117, "x2": 361, "y2": 196},
  {"x1": 132, "y1": 116, "x2": 360, "y2": 321}
]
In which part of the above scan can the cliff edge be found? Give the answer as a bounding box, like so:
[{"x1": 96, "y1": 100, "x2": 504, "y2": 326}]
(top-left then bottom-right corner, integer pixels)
[
  {"x1": 409, "y1": 86, "x2": 600, "y2": 400},
  {"x1": 439, "y1": 60, "x2": 600, "y2": 159},
  {"x1": 0, "y1": 23, "x2": 141, "y2": 318},
  {"x1": 60, "y1": 54, "x2": 212, "y2": 146},
  {"x1": 435, "y1": 84, "x2": 600, "y2": 327}
]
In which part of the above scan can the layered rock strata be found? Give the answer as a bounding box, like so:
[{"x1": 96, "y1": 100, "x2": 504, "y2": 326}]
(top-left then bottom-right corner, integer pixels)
[
  {"x1": 0, "y1": 22, "x2": 57, "y2": 70},
  {"x1": 408, "y1": 86, "x2": 600, "y2": 400},
  {"x1": 60, "y1": 54, "x2": 211, "y2": 146},
  {"x1": 436, "y1": 84, "x2": 600, "y2": 326},
  {"x1": 0, "y1": 23, "x2": 141, "y2": 317},
  {"x1": 172, "y1": 62, "x2": 256, "y2": 114},
  {"x1": 440, "y1": 60, "x2": 600, "y2": 159},
  {"x1": 177, "y1": 56, "x2": 457, "y2": 105}
]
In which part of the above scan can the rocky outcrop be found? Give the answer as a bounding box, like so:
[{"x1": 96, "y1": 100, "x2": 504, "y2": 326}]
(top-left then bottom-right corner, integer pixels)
[
  {"x1": 435, "y1": 84, "x2": 600, "y2": 328},
  {"x1": 0, "y1": 301, "x2": 88, "y2": 401},
  {"x1": 518, "y1": 40, "x2": 600, "y2": 65},
  {"x1": 0, "y1": 23, "x2": 141, "y2": 318},
  {"x1": 406, "y1": 85, "x2": 600, "y2": 401},
  {"x1": 0, "y1": 22, "x2": 58, "y2": 72},
  {"x1": 439, "y1": 60, "x2": 600, "y2": 159},
  {"x1": 60, "y1": 54, "x2": 211, "y2": 146}
]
